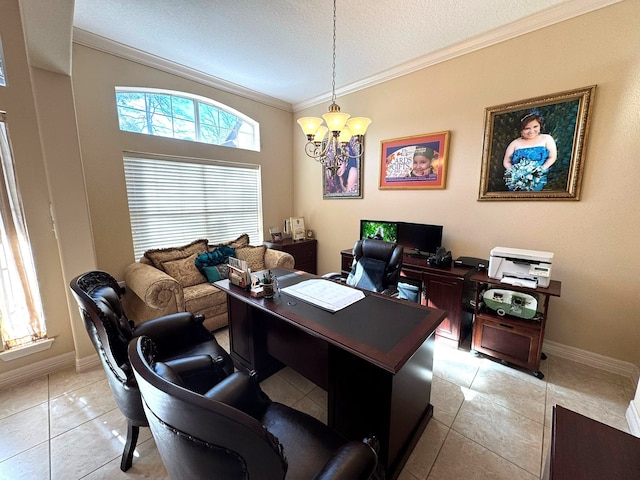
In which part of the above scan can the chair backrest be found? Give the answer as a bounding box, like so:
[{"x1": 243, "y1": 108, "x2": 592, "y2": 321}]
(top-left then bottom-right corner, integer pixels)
[
  {"x1": 69, "y1": 270, "x2": 144, "y2": 423},
  {"x1": 347, "y1": 238, "x2": 404, "y2": 293},
  {"x1": 129, "y1": 336, "x2": 287, "y2": 480}
]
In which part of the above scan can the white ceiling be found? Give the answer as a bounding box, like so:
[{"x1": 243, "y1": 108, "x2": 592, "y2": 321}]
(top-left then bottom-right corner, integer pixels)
[{"x1": 22, "y1": 0, "x2": 619, "y2": 110}]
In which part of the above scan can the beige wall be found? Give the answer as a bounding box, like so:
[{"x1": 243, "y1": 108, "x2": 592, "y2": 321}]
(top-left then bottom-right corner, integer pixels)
[
  {"x1": 0, "y1": 0, "x2": 93, "y2": 375},
  {"x1": 71, "y1": 45, "x2": 295, "y2": 278},
  {"x1": 0, "y1": 0, "x2": 638, "y2": 382},
  {"x1": 294, "y1": 0, "x2": 640, "y2": 365}
]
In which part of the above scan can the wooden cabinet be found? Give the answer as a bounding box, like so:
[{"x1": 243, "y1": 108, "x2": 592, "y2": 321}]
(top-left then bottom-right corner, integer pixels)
[
  {"x1": 340, "y1": 249, "x2": 474, "y2": 348},
  {"x1": 420, "y1": 269, "x2": 474, "y2": 349},
  {"x1": 265, "y1": 238, "x2": 317, "y2": 274},
  {"x1": 545, "y1": 405, "x2": 640, "y2": 480},
  {"x1": 471, "y1": 272, "x2": 561, "y2": 379}
]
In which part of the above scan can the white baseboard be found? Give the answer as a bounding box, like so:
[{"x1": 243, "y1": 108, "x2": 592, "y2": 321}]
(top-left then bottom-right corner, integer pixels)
[
  {"x1": 626, "y1": 401, "x2": 640, "y2": 437},
  {"x1": 76, "y1": 352, "x2": 100, "y2": 372},
  {"x1": 0, "y1": 351, "x2": 76, "y2": 389},
  {"x1": 543, "y1": 339, "x2": 639, "y2": 390}
]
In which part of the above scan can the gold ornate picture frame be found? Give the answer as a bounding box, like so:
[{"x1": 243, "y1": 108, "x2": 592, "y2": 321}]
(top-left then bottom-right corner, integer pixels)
[{"x1": 479, "y1": 86, "x2": 595, "y2": 201}]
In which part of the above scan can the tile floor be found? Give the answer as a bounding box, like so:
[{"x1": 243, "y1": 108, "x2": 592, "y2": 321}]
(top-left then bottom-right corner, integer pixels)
[{"x1": 0, "y1": 330, "x2": 635, "y2": 480}]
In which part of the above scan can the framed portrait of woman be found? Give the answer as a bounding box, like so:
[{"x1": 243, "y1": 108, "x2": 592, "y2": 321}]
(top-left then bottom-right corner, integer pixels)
[
  {"x1": 322, "y1": 137, "x2": 363, "y2": 199},
  {"x1": 478, "y1": 85, "x2": 595, "y2": 201}
]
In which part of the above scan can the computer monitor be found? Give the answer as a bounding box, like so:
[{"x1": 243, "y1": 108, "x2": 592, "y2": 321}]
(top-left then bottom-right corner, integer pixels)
[
  {"x1": 397, "y1": 222, "x2": 443, "y2": 257},
  {"x1": 359, "y1": 220, "x2": 398, "y2": 243}
]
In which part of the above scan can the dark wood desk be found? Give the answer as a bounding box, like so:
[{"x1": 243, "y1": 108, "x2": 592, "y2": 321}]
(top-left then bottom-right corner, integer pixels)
[
  {"x1": 341, "y1": 248, "x2": 475, "y2": 348},
  {"x1": 216, "y1": 269, "x2": 447, "y2": 479},
  {"x1": 545, "y1": 405, "x2": 640, "y2": 479}
]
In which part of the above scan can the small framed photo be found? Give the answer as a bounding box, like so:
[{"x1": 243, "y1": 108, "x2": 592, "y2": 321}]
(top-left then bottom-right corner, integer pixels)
[
  {"x1": 268, "y1": 226, "x2": 283, "y2": 242},
  {"x1": 290, "y1": 217, "x2": 306, "y2": 241},
  {"x1": 379, "y1": 131, "x2": 450, "y2": 189}
]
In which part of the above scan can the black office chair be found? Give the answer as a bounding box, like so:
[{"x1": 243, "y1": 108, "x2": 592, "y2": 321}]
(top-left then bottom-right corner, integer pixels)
[
  {"x1": 69, "y1": 270, "x2": 235, "y2": 471},
  {"x1": 343, "y1": 238, "x2": 404, "y2": 295},
  {"x1": 129, "y1": 335, "x2": 379, "y2": 479}
]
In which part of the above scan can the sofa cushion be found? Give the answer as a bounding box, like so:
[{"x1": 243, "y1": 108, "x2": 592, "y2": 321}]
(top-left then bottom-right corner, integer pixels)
[
  {"x1": 236, "y1": 245, "x2": 266, "y2": 271},
  {"x1": 144, "y1": 239, "x2": 209, "y2": 271},
  {"x1": 161, "y1": 253, "x2": 207, "y2": 288},
  {"x1": 184, "y1": 283, "x2": 228, "y2": 313}
]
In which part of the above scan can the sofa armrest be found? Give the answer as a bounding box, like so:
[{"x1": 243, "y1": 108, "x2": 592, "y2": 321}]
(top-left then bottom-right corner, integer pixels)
[
  {"x1": 124, "y1": 262, "x2": 185, "y2": 313},
  {"x1": 264, "y1": 248, "x2": 294, "y2": 269}
]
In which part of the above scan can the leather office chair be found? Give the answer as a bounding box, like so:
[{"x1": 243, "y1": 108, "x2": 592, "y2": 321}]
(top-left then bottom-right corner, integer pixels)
[
  {"x1": 129, "y1": 335, "x2": 379, "y2": 480},
  {"x1": 69, "y1": 270, "x2": 234, "y2": 471},
  {"x1": 345, "y1": 238, "x2": 404, "y2": 295}
]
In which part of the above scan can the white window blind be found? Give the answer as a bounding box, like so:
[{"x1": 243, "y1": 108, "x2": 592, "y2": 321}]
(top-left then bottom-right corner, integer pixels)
[{"x1": 123, "y1": 155, "x2": 262, "y2": 260}]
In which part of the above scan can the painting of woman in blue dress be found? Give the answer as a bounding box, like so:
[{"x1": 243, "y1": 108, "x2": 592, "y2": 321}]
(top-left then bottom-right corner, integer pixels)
[{"x1": 502, "y1": 110, "x2": 557, "y2": 191}]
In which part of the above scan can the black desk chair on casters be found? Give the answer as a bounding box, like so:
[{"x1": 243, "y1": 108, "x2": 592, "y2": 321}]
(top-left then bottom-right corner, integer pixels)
[{"x1": 326, "y1": 238, "x2": 404, "y2": 296}]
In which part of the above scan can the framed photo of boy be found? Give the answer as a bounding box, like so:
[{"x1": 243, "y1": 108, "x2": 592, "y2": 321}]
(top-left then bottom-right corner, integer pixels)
[
  {"x1": 379, "y1": 132, "x2": 450, "y2": 189},
  {"x1": 478, "y1": 85, "x2": 595, "y2": 201}
]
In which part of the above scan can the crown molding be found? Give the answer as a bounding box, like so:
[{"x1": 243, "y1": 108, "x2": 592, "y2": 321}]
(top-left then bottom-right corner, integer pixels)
[
  {"x1": 293, "y1": 0, "x2": 622, "y2": 111},
  {"x1": 72, "y1": 28, "x2": 293, "y2": 113}
]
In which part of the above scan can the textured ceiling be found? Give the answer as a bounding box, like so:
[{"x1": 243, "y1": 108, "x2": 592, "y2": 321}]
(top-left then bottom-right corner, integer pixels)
[{"x1": 22, "y1": 0, "x2": 620, "y2": 109}]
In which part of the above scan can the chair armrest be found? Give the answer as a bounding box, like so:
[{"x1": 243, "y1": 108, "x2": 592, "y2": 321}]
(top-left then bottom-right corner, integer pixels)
[
  {"x1": 264, "y1": 248, "x2": 295, "y2": 269},
  {"x1": 203, "y1": 371, "x2": 271, "y2": 419},
  {"x1": 124, "y1": 262, "x2": 185, "y2": 312},
  {"x1": 133, "y1": 312, "x2": 211, "y2": 349},
  {"x1": 313, "y1": 440, "x2": 378, "y2": 480},
  {"x1": 157, "y1": 355, "x2": 229, "y2": 393}
]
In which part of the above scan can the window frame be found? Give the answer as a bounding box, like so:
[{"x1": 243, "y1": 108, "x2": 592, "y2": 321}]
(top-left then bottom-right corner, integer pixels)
[{"x1": 115, "y1": 87, "x2": 260, "y2": 151}]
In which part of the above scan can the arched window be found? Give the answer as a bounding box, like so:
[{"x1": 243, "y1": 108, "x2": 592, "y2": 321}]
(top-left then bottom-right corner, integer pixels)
[{"x1": 115, "y1": 87, "x2": 260, "y2": 151}]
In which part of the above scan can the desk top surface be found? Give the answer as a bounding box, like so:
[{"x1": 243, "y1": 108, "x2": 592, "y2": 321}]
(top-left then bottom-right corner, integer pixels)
[{"x1": 215, "y1": 268, "x2": 446, "y2": 373}]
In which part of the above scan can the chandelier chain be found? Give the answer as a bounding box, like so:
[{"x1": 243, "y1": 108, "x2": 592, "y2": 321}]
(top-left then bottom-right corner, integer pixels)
[{"x1": 331, "y1": 0, "x2": 337, "y2": 105}]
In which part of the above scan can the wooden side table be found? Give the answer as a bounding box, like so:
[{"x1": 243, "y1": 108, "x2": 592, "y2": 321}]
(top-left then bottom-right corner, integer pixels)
[{"x1": 264, "y1": 238, "x2": 317, "y2": 274}]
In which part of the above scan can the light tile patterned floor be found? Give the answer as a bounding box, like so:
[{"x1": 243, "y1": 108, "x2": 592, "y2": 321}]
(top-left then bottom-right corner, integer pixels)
[{"x1": 0, "y1": 330, "x2": 634, "y2": 479}]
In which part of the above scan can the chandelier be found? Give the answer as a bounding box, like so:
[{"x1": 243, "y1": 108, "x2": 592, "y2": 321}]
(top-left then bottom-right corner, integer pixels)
[{"x1": 296, "y1": 0, "x2": 371, "y2": 174}]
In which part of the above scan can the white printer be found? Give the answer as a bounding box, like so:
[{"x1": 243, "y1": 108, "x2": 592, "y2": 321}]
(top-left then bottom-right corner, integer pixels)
[{"x1": 488, "y1": 247, "x2": 553, "y2": 288}]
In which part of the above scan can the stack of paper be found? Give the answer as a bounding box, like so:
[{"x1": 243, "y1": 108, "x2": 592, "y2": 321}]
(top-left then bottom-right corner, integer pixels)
[{"x1": 282, "y1": 279, "x2": 365, "y2": 312}]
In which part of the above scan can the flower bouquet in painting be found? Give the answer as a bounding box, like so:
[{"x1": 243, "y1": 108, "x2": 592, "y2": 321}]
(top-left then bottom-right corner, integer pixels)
[{"x1": 504, "y1": 160, "x2": 547, "y2": 191}]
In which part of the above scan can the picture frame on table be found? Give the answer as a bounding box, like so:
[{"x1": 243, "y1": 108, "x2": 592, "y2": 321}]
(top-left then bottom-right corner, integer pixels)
[
  {"x1": 478, "y1": 85, "x2": 595, "y2": 201},
  {"x1": 268, "y1": 226, "x2": 283, "y2": 242},
  {"x1": 379, "y1": 131, "x2": 450, "y2": 190},
  {"x1": 290, "y1": 217, "x2": 306, "y2": 241}
]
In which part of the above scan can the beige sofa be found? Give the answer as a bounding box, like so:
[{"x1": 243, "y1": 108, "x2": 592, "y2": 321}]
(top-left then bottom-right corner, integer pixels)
[{"x1": 123, "y1": 234, "x2": 294, "y2": 331}]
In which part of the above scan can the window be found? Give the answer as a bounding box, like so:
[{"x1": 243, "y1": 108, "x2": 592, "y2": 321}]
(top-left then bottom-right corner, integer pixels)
[
  {"x1": 123, "y1": 154, "x2": 262, "y2": 260},
  {"x1": 116, "y1": 88, "x2": 260, "y2": 151},
  {"x1": 0, "y1": 35, "x2": 7, "y2": 87},
  {"x1": 0, "y1": 114, "x2": 47, "y2": 352}
]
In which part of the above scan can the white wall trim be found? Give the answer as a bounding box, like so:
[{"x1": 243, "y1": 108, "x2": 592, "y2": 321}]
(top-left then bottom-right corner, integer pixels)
[
  {"x1": 72, "y1": 28, "x2": 293, "y2": 113},
  {"x1": 0, "y1": 351, "x2": 75, "y2": 389},
  {"x1": 626, "y1": 401, "x2": 640, "y2": 438},
  {"x1": 76, "y1": 352, "x2": 100, "y2": 372},
  {"x1": 543, "y1": 339, "x2": 639, "y2": 389}
]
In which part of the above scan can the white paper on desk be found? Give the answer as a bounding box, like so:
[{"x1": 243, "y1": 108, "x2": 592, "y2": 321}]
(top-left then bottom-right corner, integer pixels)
[
  {"x1": 282, "y1": 279, "x2": 365, "y2": 312},
  {"x1": 500, "y1": 276, "x2": 537, "y2": 289}
]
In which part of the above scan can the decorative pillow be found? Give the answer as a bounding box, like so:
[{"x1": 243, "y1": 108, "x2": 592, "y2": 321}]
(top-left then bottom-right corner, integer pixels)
[
  {"x1": 195, "y1": 245, "x2": 236, "y2": 276},
  {"x1": 201, "y1": 265, "x2": 229, "y2": 283},
  {"x1": 161, "y1": 253, "x2": 207, "y2": 287},
  {"x1": 144, "y1": 239, "x2": 209, "y2": 271},
  {"x1": 217, "y1": 233, "x2": 250, "y2": 249},
  {"x1": 236, "y1": 245, "x2": 266, "y2": 271}
]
